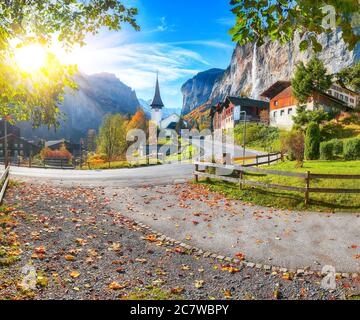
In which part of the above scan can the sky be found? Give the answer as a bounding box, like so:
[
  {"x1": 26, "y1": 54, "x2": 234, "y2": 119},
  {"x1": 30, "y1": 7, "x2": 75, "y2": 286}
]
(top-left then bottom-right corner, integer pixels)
[{"x1": 55, "y1": 0, "x2": 236, "y2": 110}]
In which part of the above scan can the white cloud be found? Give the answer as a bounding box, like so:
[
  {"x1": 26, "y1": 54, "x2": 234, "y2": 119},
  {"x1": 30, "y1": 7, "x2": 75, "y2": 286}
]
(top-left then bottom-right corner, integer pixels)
[{"x1": 216, "y1": 17, "x2": 235, "y2": 27}]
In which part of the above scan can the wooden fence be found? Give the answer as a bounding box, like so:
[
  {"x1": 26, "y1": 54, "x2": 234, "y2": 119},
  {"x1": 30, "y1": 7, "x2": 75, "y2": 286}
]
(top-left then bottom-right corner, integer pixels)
[
  {"x1": 232, "y1": 152, "x2": 283, "y2": 166},
  {"x1": 0, "y1": 165, "x2": 10, "y2": 204},
  {"x1": 194, "y1": 158, "x2": 360, "y2": 205}
]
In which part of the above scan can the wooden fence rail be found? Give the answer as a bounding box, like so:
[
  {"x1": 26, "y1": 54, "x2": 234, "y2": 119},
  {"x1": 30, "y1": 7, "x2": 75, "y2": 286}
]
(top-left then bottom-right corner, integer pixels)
[
  {"x1": 0, "y1": 165, "x2": 10, "y2": 204},
  {"x1": 194, "y1": 158, "x2": 360, "y2": 205}
]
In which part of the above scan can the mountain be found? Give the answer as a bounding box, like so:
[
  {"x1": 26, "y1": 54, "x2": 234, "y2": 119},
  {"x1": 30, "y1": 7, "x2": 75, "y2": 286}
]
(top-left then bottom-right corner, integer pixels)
[
  {"x1": 182, "y1": 31, "x2": 360, "y2": 115},
  {"x1": 181, "y1": 68, "x2": 225, "y2": 115},
  {"x1": 139, "y1": 98, "x2": 182, "y2": 119},
  {"x1": 18, "y1": 72, "x2": 140, "y2": 142}
]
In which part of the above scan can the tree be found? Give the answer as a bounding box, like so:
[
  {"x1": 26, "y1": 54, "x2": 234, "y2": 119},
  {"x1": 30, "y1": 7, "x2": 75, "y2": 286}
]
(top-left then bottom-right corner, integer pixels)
[
  {"x1": 230, "y1": 0, "x2": 359, "y2": 52},
  {"x1": 292, "y1": 56, "x2": 333, "y2": 104},
  {"x1": 259, "y1": 109, "x2": 270, "y2": 125},
  {"x1": 305, "y1": 122, "x2": 320, "y2": 160},
  {"x1": 337, "y1": 61, "x2": 360, "y2": 108},
  {"x1": 175, "y1": 117, "x2": 187, "y2": 135},
  {"x1": 0, "y1": 1, "x2": 139, "y2": 128},
  {"x1": 292, "y1": 105, "x2": 329, "y2": 131},
  {"x1": 97, "y1": 114, "x2": 128, "y2": 163},
  {"x1": 126, "y1": 109, "x2": 147, "y2": 133}
]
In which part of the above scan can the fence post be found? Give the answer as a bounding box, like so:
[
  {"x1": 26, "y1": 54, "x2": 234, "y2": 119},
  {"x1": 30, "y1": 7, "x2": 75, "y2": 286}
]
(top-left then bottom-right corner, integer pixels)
[
  {"x1": 305, "y1": 171, "x2": 310, "y2": 205},
  {"x1": 194, "y1": 163, "x2": 199, "y2": 182},
  {"x1": 268, "y1": 154, "x2": 271, "y2": 166},
  {"x1": 280, "y1": 151, "x2": 284, "y2": 162},
  {"x1": 239, "y1": 170, "x2": 243, "y2": 190},
  {"x1": 256, "y1": 156, "x2": 259, "y2": 167}
]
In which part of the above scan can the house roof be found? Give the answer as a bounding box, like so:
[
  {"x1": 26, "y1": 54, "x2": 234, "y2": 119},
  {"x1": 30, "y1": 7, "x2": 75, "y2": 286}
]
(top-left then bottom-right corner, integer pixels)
[
  {"x1": 0, "y1": 134, "x2": 40, "y2": 148},
  {"x1": 226, "y1": 96, "x2": 269, "y2": 109},
  {"x1": 260, "y1": 81, "x2": 292, "y2": 99},
  {"x1": 150, "y1": 74, "x2": 164, "y2": 109},
  {"x1": 45, "y1": 140, "x2": 66, "y2": 148}
]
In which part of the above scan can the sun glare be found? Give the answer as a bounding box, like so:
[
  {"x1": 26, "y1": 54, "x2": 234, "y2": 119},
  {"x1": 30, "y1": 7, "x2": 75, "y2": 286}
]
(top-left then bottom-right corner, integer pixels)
[{"x1": 14, "y1": 44, "x2": 47, "y2": 72}]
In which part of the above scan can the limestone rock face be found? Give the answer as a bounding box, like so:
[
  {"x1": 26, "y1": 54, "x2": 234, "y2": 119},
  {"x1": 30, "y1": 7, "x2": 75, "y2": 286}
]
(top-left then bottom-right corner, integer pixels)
[
  {"x1": 181, "y1": 68, "x2": 225, "y2": 115},
  {"x1": 182, "y1": 32, "x2": 360, "y2": 114}
]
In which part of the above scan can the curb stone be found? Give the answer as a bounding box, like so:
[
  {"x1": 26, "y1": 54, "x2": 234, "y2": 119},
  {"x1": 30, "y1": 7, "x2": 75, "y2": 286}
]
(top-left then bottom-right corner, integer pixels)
[{"x1": 129, "y1": 217, "x2": 357, "y2": 279}]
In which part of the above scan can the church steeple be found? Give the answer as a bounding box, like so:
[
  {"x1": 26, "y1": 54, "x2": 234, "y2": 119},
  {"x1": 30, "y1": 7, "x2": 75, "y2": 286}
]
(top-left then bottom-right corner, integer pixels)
[{"x1": 150, "y1": 73, "x2": 164, "y2": 109}]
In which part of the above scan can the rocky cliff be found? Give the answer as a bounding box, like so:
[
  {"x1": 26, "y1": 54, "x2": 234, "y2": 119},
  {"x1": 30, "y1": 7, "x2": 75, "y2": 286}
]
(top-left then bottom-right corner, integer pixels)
[
  {"x1": 181, "y1": 68, "x2": 225, "y2": 115},
  {"x1": 18, "y1": 72, "x2": 140, "y2": 142},
  {"x1": 182, "y1": 31, "x2": 360, "y2": 114}
]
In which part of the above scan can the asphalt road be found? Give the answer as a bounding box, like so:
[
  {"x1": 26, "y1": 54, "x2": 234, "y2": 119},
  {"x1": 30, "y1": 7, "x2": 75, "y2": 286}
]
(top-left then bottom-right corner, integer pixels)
[{"x1": 7, "y1": 142, "x2": 262, "y2": 187}]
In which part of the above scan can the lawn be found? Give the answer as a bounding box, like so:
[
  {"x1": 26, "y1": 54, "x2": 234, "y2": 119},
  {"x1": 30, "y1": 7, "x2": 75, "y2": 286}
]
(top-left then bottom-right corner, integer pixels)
[
  {"x1": 199, "y1": 160, "x2": 360, "y2": 213},
  {"x1": 78, "y1": 159, "x2": 162, "y2": 170}
]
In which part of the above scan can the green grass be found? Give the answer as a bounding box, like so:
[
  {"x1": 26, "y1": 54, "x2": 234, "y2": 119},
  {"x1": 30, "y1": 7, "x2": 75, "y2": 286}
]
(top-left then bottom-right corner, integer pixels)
[
  {"x1": 199, "y1": 160, "x2": 360, "y2": 213},
  {"x1": 78, "y1": 159, "x2": 161, "y2": 170}
]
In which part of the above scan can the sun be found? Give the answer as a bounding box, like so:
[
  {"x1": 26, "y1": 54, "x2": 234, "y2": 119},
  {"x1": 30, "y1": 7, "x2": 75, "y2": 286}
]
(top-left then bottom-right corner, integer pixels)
[{"x1": 14, "y1": 44, "x2": 47, "y2": 72}]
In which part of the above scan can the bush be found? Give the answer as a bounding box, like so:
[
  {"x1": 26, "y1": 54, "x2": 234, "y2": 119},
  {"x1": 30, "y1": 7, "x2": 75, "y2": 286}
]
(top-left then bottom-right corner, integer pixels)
[
  {"x1": 40, "y1": 145, "x2": 72, "y2": 160},
  {"x1": 305, "y1": 122, "x2": 320, "y2": 160},
  {"x1": 332, "y1": 139, "x2": 344, "y2": 156},
  {"x1": 320, "y1": 141, "x2": 334, "y2": 160},
  {"x1": 234, "y1": 123, "x2": 280, "y2": 152},
  {"x1": 282, "y1": 130, "x2": 304, "y2": 165},
  {"x1": 344, "y1": 138, "x2": 360, "y2": 160}
]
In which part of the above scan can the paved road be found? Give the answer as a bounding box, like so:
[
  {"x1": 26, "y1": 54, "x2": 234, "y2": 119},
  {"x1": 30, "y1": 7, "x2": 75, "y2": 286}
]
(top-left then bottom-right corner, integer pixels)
[
  {"x1": 7, "y1": 142, "x2": 263, "y2": 187},
  {"x1": 107, "y1": 184, "x2": 360, "y2": 273}
]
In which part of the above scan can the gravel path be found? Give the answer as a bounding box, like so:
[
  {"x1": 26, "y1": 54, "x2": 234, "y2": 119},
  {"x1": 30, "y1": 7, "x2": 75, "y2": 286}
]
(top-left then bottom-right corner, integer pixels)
[{"x1": 0, "y1": 181, "x2": 357, "y2": 300}]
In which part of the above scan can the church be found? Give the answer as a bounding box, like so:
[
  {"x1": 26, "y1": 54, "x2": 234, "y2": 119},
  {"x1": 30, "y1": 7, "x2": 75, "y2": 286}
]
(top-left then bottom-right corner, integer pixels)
[{"x1": 150, "y1": 74, "x2": 180, "y2": 130}]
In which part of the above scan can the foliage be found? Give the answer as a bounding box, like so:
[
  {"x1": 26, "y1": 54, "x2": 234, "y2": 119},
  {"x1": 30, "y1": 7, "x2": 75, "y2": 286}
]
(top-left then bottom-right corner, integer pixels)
[
  {"x1": 126, "y1": 108, "x2": 147, "y2": 133},
  {"x1": 234, "y1": 123, "x2": 280, "y2": 152},
  {"x1": 229, "y1": 0, "x2": 360, "y2": 52},
  {"x1": 259, "y1": 109, "x2": 270, "y2": 125},
  {"x1": 332, "y1": 139, "x2": 344, "y2": 156},
  {"x1": 293, "y1": 105, "x2": 330, "y2": 131},
  {"x1": 40, "y1": 144, "x2": 72, "y2": 160},
  {"x1": 337, "y1": 60, "x2": 360, "y2": 95},
  {"x1": 320, "y1": 141, "x2": 334, "y2": 160},
  {"x1": 97, "y1": 114, "x2": 128, "y2": 161},
  {"x1": 344, "y1": 138, "x2": 360, "y2": 160},
  {"x1": 305, "y1": 122, "x2": 320, "y2": 160},
  {"x1": 292, "y1": 56, "x2": 333, "y2": 105},
  {"x1": 282, "y1": 130, "x2": 305, "y2": 166},
  {"x1": 175, "y1": 117, "x2": 187, "y2": 135},
  {"x1": 0, "y1": 0, "x2": 139, "y2": 127}
]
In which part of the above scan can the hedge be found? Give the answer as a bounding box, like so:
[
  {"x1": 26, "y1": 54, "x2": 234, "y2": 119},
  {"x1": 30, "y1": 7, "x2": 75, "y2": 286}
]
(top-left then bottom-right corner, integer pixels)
[
  {"x1": 344, "y1": 138, "x2": 360, "y2": 160},
  {"x1": 320, "y1": 141, "x2": 334, "y2": 160},
  {"x1": 305, "y1": 122, "x2": 320, "y2": 160}
]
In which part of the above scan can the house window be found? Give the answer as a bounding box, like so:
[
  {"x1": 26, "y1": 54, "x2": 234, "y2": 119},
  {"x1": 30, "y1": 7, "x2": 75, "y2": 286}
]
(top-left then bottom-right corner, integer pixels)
[
  {"x1": 14, "y1": 143, "x2": 18, "y2": 148},
  {"x1": 273, "y1": 111, "x2": 277, "y2": 118},
  {"x1": 274, "y1": 101, "x2": 278, "y2": 106},
  {"x1": 350, "y1": 98, "x2": 355, "y2": 103},
  {"x1": 340, "y1": 94, "x2": 344, "y2": 100},
  {"x1": 20, "y1": 144, "x2": 24, "y2": 148},
  {"x1": 288, "y1": 108, "x2": 293, "y2": 115},
  {"x1": 280, "y1": 110, "x2": 285, "y2": 116},
  {"x1": 345, "y1": 96, "x2": 349, "y2": 102},
  {"x1": 20, "y1": 150, "x2": 24, "y2": 156}
]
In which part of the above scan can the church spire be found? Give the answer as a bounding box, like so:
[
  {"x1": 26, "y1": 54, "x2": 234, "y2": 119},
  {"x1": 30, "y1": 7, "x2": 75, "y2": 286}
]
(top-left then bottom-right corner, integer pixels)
[{"x1": 150, "y1": 72, "x2": 164, "y2": 109}]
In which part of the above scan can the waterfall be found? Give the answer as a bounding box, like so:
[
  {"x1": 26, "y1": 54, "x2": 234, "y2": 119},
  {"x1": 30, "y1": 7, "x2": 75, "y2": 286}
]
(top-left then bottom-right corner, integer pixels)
[{"x1": 251, "y1": 42, "x2": 260, "y2": 99}]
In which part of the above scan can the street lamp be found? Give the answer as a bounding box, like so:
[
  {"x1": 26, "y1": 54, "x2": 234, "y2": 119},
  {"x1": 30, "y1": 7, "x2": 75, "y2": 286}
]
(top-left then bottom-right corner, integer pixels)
[{"x1": 239, "y1": 110, "x2": 247, "y2": 165}]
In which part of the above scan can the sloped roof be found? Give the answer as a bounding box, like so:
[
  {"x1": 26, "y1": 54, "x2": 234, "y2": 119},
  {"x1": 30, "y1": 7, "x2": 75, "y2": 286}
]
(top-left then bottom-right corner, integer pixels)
[
  {"x1": 260, "y1": 81, "x2": 292, "y2": 99},
  {"x1": 150, "y1": 75, "x2": 164, "y2": 109},
  {"x1": 226, "y1": 96, "x2": 269, "y2": 109}
]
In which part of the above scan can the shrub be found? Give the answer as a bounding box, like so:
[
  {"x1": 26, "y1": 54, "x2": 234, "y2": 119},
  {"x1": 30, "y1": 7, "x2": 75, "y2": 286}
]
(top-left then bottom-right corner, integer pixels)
[
  {"x1": 284, "y1": 130, "x2": 304, "y2": 166},
  {"x1": 40, "y1": 145, "x2": 72, "y2": 160},
  {"x1": 344, "y1": 138, "x2": 360, "y2": 160},
  {"x1": 331, "y1": 139, "x2": 344, "y2": 156},
  {"x1": 305, "y1": 122, "x2": 320, "y2": 160},
  {"x1": 320, "y1": 141, "x2": 334, "y2": 160}
]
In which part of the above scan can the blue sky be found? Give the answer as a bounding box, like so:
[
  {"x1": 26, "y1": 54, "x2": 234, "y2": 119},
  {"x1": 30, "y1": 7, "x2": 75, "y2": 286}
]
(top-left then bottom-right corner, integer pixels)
[{"x1": 61, "y1": 0, "x2": 236, "y2": 109}]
